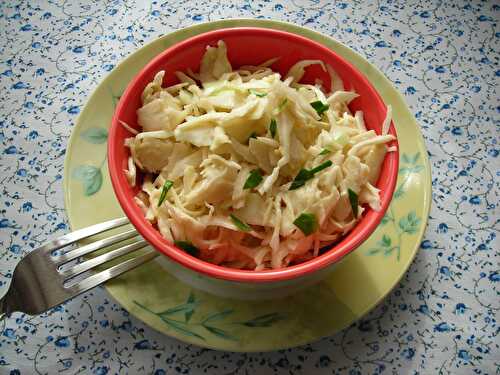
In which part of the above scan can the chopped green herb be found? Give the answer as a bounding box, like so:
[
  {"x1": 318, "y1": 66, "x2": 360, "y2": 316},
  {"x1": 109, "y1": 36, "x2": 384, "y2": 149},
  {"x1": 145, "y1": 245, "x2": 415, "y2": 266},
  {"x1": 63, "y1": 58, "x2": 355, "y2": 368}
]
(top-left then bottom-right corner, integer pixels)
[
  {"x1": 293, "y1": 213, "x2": 317, "y2": 236},
  {"x1": 174, "y1": 240, "x2": 199, "y2": 257},
  {"x1": 157, "y1": 180, "x2": 174, "y2": 207},
  {"x1": 249, "y1": 89, "x2": 267, "y2": 97},
  {"x1": 309, "y1": 160, "x2": 333, "y2": 174},
  {"x1": 289, "y1": 160, "x2": 333, "y2": 190},
  {"x1": 310, "y1": 100, "x2": 330, "y2": 116},
  {"x1": 278, "y1": 98, "x2": 288, "y2": 111},
  {"x1": 230, "y1": 214, "x2": 252, "y2": 232},
  {"x1": 348, "y1": 188, "x2": 359, "y2": 218},
  {"x1": 289, "y1": 169, "x2": 312, "y2": 190},
  {"x1": 243, "y1": 169, "x2": 263, "y2": 189},
  {"x1": 319, "y1": 148, "x2": 331, "y2": 156},
  {"x1": 269, "y1": 118, "x2": 277, "y2": 138}
]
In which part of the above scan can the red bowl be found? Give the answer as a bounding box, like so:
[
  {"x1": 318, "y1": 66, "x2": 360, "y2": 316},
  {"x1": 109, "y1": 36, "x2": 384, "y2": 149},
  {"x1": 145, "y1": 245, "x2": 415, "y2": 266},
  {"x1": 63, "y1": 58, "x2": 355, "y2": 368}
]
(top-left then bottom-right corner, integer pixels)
[{"x1": 108, "y1": 27, "x2": 399, "y2": 283}]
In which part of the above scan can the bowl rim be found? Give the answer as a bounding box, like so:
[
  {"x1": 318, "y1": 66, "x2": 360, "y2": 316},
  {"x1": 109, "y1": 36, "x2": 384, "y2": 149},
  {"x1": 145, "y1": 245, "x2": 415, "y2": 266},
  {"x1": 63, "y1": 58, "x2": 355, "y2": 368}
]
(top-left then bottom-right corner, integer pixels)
[{"x1": 108, "y1": 27, "x2": 399, "y2": 283}]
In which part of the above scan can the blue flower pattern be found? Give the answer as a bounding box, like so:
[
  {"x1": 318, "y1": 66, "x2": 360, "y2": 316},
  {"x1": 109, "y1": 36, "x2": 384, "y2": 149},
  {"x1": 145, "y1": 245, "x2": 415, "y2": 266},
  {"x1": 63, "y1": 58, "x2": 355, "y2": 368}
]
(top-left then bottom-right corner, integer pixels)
[{"x1": 0, "y1": 1, "x2": 498, "y2": 374}]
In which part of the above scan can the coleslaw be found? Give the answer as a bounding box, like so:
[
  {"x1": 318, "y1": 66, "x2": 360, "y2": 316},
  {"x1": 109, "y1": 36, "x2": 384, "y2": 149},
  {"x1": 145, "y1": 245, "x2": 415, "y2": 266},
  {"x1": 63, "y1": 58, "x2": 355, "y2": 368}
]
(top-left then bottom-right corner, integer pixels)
[{"x1": 122, "y1": 40, "x2": 396, "y2": 270}]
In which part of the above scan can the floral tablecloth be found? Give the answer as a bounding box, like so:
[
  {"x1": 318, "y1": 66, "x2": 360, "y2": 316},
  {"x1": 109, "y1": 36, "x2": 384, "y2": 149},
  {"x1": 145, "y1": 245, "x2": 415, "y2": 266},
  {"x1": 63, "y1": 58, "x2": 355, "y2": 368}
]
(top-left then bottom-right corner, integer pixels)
[{"x1": 0, "y1": 1, "x2": 498, "y2": 374}]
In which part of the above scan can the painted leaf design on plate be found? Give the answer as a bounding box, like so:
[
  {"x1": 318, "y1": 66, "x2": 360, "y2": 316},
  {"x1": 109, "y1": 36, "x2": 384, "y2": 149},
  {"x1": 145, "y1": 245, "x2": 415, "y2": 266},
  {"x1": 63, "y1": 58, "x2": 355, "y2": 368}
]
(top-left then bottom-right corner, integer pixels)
[
  {"x1": 134, "y1": 296, "x2": 286, "y2": 342},
  {"x1": 202, "y1": 325, "x2": 238, "y2": 341},
  {"x1": 241, "y1": 313, "x2": 285, "y2": 327},
  {"x1": 367, "y1": 234, "x2": 397, "y2": 257},
  {"x1": 379, "y1": 234, "x2": 392, "y2": 248},
  {"x1": 201, "y1": 309, "x2": 234, "y2": 324},
  {"x1": 393, "y1": 186, "x2": 405, "y2": 199},
  {"x1": 399, "y1": 165, "x2": 424, "y2": 175},
  {"x1": 395, "y1": 153, "x2": 424, "y2": 199},
  {"x1": 133, "y1": 300, "x2": 205, "y2": 340},
  {"x1": 401, "y1": 152, "x2": 420, "y2": 165},
  {"x1": 399, "y1": 211, "x2": 421, "y2": 234},
  {"x1": 157, "y1": 301, "x2": 197, "y2": 318},
  {"x1": 185, "y1": 292, "x2": 196, "y2": 322},
  {"x1": 200, "y1": 309, "x2": 237, "y2": 341},
  {"x1": 72, "y1": 165, "x2": 102, "y2": 196},
  {"x1": 108, "y1": 86, "x2": 122, "y2": 108},
  {"x1": 80, "y1": 127, "x2": 108, "y2": 144},
  {"x1": 380, "y1": 214, "x2": 391, "y2": 225},
  {"x1": 384, "y1": 247, "x2": 395, "y2": 256},
  {"x1": 112, "y1": 95, "x2": 121, "y2": 107},
  {"x1": 159, "y1": 317, "x2": 205, "y2": 340},
  {"x1": 366, "y1": 247, "x2": 383, "y2": 256}
]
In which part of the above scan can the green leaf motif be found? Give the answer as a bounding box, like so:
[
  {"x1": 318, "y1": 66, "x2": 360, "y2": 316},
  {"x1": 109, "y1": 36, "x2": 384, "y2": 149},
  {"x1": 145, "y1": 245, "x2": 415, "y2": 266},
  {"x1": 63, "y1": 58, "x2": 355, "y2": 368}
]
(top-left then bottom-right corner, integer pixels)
[
  {"x1": 241, "y1": 313, "x2": 285, "y2": 327},
  {"x1": 157, "y1": 301, "x2": 197, "y2": 317},
  {"x1": 202, "y1": 309, "x2": 234, "y2": 324},
  {"x1": 411, "y1": 165, "x2": 424, "y2": 173},
  {"x1": 380, "y1": 214, "x2": 391, "y2": 225},
  {"x1": 399, "y1": 167, "x2": 411, "y2": 175},
  {"x1": 80, "y1": 127, "x2": 108, "y2": 144},
  {"x1": 185, "y1": 292, "x2": 196, "y2": 322},
  {"x1": 379, "y1": 234, "x2": 392, "y2": 248},
  {"x1": 384, "y1": 246, "x2": 396, "y2": 256},
  {"x1": 366, "y1": 247, "x2": 383, "y2": 256},
  {"x1": 395, "y1": 154, "x2": 424, "y2": 199},
  {"x1": 400, "y1": 165, "x2": 424, "y2": 175},
  {"x1": 398, "y1": 211, "x2": 421, "y2": 234},
  {"x1": 203, "y1": 325, "x2": 238, "y2": 341},
  {"x1": 72, "y1": 165, "x2": 102, "y2": 196},
  {"x1": 160, "y1": 317, "x2": 205, "y2": 340},
  {"x1": 133, "y1": 299, "x2": 286, "y2": 343},
  {"x1": 393, "y1": 184, "x2": 405, "y2": 199},
  {"x1": 111, "y1": 93, "x2": 121, "y2": 108},
  {"x1": 402, "y1": 152, "x2": 420, "y2": 165}
]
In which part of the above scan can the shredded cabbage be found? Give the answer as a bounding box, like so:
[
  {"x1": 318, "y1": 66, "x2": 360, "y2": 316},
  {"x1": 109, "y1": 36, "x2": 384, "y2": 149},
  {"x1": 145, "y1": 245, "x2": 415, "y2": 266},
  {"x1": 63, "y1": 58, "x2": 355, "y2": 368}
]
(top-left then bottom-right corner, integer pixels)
[{"x1": 123, "y1": 40, "x2": 397, "y2": 270}]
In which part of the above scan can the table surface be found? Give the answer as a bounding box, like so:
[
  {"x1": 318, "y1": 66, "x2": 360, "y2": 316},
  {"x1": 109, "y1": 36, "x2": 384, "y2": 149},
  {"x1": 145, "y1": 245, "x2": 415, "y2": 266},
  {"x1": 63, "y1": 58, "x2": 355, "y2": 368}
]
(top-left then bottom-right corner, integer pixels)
[{"x1": 0, "y1": 1, "x2": 498, "y2": 374}]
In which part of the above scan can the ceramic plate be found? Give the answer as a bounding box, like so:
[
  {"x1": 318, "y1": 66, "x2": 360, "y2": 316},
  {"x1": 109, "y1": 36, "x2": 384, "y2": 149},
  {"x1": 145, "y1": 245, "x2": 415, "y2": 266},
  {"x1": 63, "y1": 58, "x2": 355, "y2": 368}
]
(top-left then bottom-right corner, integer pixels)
[{"x1": 63, "y1": 19, "x2": 431, "y2": 352}]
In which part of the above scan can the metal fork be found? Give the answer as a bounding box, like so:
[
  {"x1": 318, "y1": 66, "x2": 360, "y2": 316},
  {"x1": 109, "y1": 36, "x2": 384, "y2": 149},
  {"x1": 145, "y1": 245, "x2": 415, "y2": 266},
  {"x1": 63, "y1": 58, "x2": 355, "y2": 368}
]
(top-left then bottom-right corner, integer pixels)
[{"x1": 0, "y1": 217, "x2": 158, "y2": 320}]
